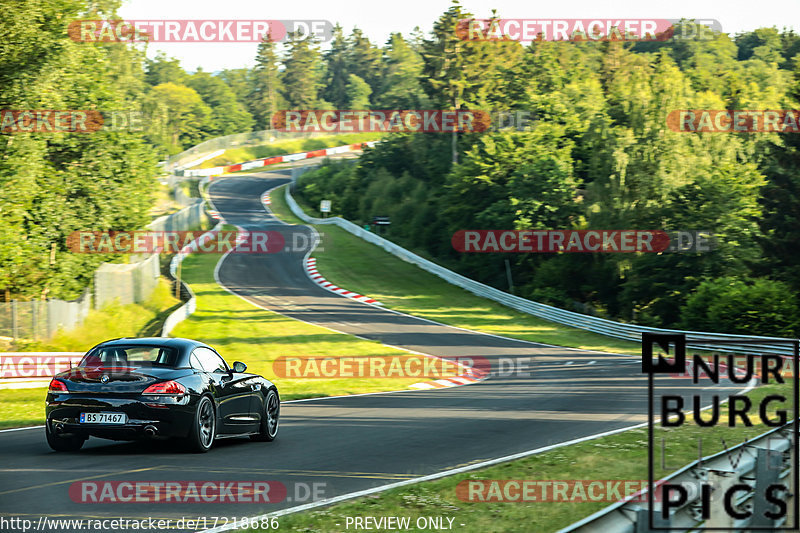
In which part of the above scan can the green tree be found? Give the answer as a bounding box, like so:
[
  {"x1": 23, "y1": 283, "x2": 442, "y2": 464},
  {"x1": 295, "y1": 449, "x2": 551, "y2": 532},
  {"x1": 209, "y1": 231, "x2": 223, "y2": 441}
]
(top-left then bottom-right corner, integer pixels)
[
  {"x1": 186, "y1": 71, "x2": 254, "y2": 136},
  {"x1": 345, "y1": 74, "x2": 371, "y2": 109},
  {"x1": 346, "y1": 28, "x2": 383, "y2": 98},
  {"x1": 146, "y1": 82, "x2": 213, "y2": 152},
  {"x1": 281, "y1": 31, "x2": 324, "y2": 108},
  {"x1": 322, "y1": 25, "x2": 350, "y2": 109},
  {"x1": 250, "y1": 34, "x2": 285, "y2": 129},
  {"x1": 375, "y1": 33, "x2": 428, "y2": 108},
  {"x1": 757, "y1": 57, "x2": 800, "y2": 289},
  {"x1": 145, "y1": 52, "x2": 187, "y2": 86},
  {"x1": 219, "y1": 68, "x2": 257, "y2": 121},
  {"x1": 0, "y1": 0, "x2": 157, "y2": 300},
  {"x1": 680, "y1": 277, "x2": 799, "y2": 337},
  {"x1": 422, "y1": 3, "x2": 522, "y2": 162}
]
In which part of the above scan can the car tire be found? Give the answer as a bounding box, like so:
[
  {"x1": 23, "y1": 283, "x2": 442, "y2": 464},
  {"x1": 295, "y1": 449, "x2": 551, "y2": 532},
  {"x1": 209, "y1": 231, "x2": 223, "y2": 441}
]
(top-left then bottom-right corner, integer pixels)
[
  {"x1": 250, "y1": 388, "x2": 279, "y2": 442},
  {"x1": 45, "y1": 421, "x2": 85, "y2": 452},
  {"x1": 186, "y1": 396, "x2": 216, "y2": 453}
]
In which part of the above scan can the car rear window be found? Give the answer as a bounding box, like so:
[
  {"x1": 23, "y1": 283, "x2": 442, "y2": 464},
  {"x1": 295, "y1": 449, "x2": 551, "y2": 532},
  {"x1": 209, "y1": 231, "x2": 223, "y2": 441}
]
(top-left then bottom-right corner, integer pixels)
[{"x1": 79, "y1": 346, "x2": 179, "y2": 368}]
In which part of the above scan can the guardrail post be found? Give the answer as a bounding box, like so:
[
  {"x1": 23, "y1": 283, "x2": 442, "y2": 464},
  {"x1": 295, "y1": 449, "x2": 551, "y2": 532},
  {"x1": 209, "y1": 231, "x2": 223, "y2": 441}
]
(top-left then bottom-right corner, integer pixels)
[
  {"x1": 705, "y1": 470, "x2": 739, "y2": 528},
  {"x1": 31, "y1": 301, "x2": 37, "y2": 340},
  {"x1": 749, "y1": 447, "x2": 785, "y2": 528},
  {"x1": 635, "y1": 507, "x2": 670, "y2": 532},
  {"x1": 788, "y1": 443, "x2": 796, "y2": 528}
]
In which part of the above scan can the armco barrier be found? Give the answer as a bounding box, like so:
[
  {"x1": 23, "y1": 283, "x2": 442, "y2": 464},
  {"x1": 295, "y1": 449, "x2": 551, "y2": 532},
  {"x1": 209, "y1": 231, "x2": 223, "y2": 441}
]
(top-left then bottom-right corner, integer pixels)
[
  {"x1": 284, "y1": 187, "x2": 796, "y2": 356},
  {"x1": 165, "y1": 129, "x2": 331, "y2": 171},
  {"x1": 179, "y1": 141, "x2": 379, "y2": 177}
]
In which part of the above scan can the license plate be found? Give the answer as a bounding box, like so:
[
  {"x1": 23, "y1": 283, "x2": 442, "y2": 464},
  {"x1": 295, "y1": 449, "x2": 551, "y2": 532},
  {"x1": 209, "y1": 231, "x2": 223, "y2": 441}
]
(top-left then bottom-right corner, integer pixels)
[{"x1": 79, "y1": 412, "x2": 127, "y2": 424}]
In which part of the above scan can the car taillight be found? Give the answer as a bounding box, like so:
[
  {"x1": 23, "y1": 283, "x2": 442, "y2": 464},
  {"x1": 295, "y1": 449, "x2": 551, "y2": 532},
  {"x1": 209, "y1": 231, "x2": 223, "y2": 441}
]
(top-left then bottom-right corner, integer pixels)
[
  {"x1": 49, "y1": 378, "x2": 68, "y2": 393},
  {"x1": 142, "y1": 381, "x2": 186, "y2": 395}
]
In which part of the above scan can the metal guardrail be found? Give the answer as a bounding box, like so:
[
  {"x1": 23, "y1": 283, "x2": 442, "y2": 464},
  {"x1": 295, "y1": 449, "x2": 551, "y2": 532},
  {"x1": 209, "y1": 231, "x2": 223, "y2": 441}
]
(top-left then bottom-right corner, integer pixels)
[
  {"x1": 160, "y1": 220, "x2": 223, "y2": 337},
  {"x1": 557, "y1": 423, "x2": 796, "y2": 532},
  {"x1": 164, "y1": 129, "x2": 330, "y2": 171},
  {"x1": 284, "y1": 187, "x2": 796, "y2": 357}
]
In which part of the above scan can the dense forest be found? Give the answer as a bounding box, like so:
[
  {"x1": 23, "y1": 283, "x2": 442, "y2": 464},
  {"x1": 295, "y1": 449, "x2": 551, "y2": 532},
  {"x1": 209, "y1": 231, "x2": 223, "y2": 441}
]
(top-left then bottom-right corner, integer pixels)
[{"x1": 2, "y1": 0, "x2": 799, "y2": 338}]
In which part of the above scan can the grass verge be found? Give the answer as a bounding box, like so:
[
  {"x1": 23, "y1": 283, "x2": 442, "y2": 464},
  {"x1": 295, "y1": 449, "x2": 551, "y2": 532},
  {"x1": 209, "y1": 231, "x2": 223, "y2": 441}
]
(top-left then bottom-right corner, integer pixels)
[
  {"x1": 0, "y1": 279, "x2": 181, "y2": 428},
  {"x1": 268, "y1": 185, "x2": 642, "y2": 356}
]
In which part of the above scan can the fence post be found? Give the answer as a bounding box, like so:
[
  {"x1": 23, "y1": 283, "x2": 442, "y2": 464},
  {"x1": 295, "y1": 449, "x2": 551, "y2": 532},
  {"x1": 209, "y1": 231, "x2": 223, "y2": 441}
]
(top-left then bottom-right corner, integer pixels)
[
  {"x1": 11, "y1": 299, "x2": 18, "y2": 341},
  {"x1": 635, "y1": 507, "x2": 670, "y2": 532},
  {"x1": 31, "y1": 301, "x2": 37, "y2": 340},
  {"x1": 750, "y1": 447, "x2": 785, "y2": 528}
]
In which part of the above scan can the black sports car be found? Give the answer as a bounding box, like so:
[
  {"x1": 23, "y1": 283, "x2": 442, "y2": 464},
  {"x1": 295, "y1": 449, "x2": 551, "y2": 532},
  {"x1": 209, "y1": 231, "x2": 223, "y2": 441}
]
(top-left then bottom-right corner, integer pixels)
[{"x1": 45, "y1": 337, "x2": 279, "y2": 452}]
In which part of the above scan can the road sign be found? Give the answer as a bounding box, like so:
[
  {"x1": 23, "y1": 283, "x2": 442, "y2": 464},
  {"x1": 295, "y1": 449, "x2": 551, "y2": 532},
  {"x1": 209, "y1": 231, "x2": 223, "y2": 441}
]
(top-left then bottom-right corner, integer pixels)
[{"x1": 320, "y1": 200, "x2": 331, "y2": 213}]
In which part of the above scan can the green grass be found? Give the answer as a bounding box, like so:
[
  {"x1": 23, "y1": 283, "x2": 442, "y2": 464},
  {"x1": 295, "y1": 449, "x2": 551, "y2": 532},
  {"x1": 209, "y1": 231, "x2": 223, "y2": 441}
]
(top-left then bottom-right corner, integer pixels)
[
  {"x1": 200, "y1": 133, "x2": 384, "y2": 168},
  {"x1": 269, "y1": 185, "x2": 643, "y2": 356},
  {"x1": 169, "y1": 250, "x2": 428, "y2": 399},
  {"x1": 0, "y1": 279, "x2": 181, "y2": 428},
  {"x1": 0, "y1": 388, "x2": 49, "y2": 429},
  {"x1": 256, "y1": 379, "x2": 789, "y2": 532}
]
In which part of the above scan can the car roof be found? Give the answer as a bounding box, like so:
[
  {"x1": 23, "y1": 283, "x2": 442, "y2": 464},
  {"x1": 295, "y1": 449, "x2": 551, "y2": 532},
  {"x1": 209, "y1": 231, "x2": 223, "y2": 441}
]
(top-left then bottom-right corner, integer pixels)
[{"x1": 94, "y1": 337, "x2": 210, "y2": 350}]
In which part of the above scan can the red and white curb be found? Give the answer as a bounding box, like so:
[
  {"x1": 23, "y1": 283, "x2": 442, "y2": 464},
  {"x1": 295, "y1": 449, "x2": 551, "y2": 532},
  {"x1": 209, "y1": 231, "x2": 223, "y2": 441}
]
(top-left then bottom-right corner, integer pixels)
[
  {"x1": 303, "y1": 256, "x2": 488, "y2": 391},
  {"x1": 207, "y1": 209, "x2": 223, "y2": 221},
  {"x1": 184, "y1": 141, "x2": 381, "y2": 178},
  {"x1": 408, "y1": 366, "x2": 487, "y2": 390},
  {"x1": 305, "y1": 258, "x2": 382, "y2": 305}
]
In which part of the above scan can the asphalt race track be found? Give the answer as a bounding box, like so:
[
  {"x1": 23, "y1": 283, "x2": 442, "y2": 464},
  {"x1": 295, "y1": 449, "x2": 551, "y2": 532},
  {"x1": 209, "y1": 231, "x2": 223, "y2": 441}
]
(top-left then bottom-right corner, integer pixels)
[{"x1": 0, "y1": 170, "x2": 745, "y2": 531}]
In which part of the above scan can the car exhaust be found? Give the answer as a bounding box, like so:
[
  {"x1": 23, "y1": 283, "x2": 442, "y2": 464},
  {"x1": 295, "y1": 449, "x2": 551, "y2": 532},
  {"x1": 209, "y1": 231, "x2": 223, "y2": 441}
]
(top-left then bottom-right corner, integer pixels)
[
  {"x1": 144, "y1": 425, "x2": 157, "y2": 437},
  {"x1": 55, "y1": 423, "x2": 65, "y2": 434}
]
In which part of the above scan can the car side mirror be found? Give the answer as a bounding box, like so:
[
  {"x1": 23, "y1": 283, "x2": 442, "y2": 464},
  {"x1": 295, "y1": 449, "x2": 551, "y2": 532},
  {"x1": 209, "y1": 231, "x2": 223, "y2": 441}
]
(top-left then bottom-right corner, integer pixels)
[{"x1": 232, "y1": 361, "x2": 247, "y2": 373}]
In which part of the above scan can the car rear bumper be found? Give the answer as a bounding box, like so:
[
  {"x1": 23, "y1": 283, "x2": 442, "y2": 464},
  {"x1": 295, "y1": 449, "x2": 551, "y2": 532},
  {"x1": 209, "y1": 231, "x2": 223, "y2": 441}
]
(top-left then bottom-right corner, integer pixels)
[{"x1": 46, "y1": 394, "x2": 195, "y2": 440}]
